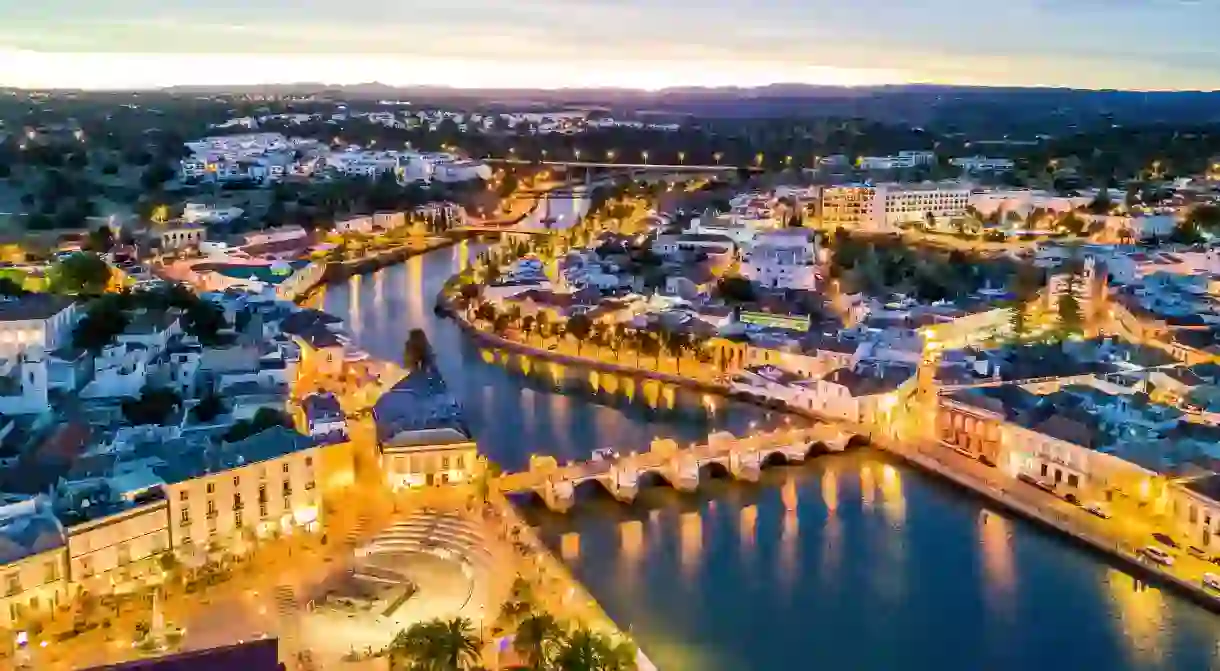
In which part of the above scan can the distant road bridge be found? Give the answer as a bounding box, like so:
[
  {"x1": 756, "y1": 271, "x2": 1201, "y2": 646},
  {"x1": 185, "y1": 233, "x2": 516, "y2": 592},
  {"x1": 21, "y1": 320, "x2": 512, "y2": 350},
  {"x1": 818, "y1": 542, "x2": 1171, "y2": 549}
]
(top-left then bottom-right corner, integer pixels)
[
  {"x1": 485, "y1": 158, "x2": 754, "y2": 173},
  {"x1": 497, "y1": 424, "x2": 867, "y2": 512}
]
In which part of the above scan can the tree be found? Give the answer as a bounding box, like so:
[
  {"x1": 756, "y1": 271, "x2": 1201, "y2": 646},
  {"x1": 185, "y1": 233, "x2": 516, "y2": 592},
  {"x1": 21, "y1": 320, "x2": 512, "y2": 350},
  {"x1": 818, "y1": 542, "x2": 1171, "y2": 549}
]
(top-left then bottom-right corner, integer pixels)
[
  {"x1": 49, "y1": 252, "x2": 112, "y2": 295},
  {"x1": 566, "y1": 313, "x2": 593, "y2": 355},
  {"x1": 513, "y1": 614, "x2": 562, "y2": 671},
  {"x1": 193, "y1": 393, "x2": 227, "y2": 423},
  {"x1": 664, "y1": 330, "x2": 689, "y2": 373},
  {"x1": 224, "y1": 408, "x2": 291, "y2": 442},
  {"x1": 716, "y1": 276, "x2": 756, "y2": 304},
  {"x1": 85, "y1": 226, "x2": 116, "y2": 253},
  {"x1": 183, "y1": 301, "x2": 228, "y2": 345},
  {"x1": 1059, "y1": 212, "x2": 1087, "y2": 237},
  {"x1": 121, "y1": 386, "x2": 183, "y2": 426},
  {"x1": 1186, "y1": 203, "x2": 1220, "y2": 235},
  {"x1": 404, "y1": 328, "x2": 435, "y2": 371},
  {"x1": 73, "y1": 294, "x2": 130, "y2": 352},
  {"x1": 552, "y1": 627, "x2": 637, "y2": 671},
  {"x1": 389, "y1": 617, "x2": 482, "y2": 671},
  {"x1": 1057, "y1": 276, "x2": 1083, "y2": 338}
]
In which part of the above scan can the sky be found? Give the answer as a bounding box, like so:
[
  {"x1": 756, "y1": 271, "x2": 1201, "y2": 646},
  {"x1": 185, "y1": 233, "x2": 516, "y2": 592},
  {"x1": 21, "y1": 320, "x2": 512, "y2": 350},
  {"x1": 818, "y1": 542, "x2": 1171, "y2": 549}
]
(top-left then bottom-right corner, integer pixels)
[{"x1": 0, "y1": 0, "x2": 1217, "y2": 91}]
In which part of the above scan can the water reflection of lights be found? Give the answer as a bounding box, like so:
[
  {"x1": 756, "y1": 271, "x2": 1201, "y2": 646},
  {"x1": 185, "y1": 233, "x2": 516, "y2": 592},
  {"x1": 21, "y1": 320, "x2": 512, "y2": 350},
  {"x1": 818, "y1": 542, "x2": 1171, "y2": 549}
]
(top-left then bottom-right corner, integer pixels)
[
  {"x1": 879, "y1": 464, "x2": 906, "y2": 526},
  {"x1": 561, "y1": 532, "x2": 581, "y2": 561},
  {"x1": 702, "y1": 393, "x2": 717, "y2": 415},
  {"x1": 822, "y1": 467, "x2": 839, "y2": 513},
  {"x1": 373, "y1": 267, "x2": 384, "y2": 307},
  {"x1": 780, "y1": 486, "x2": 799, "y2": 588},
  {"x1": 740, "y1": 505, "x2": 757, "y2": 555},
  {"x1": 979, "y1": 510, "x2": 1016, "y2": 615},
  {"x1": 407, "y1": 254, "x2": 423, "y2": 321},
  {"x1": 860, "y1": 464, "x2": 876, "y2": 510},
  {"x1": 618, "y1": 520, "x2": 644, "y2": 589},
  {"x1": 680, "y1": 511, "x2": 703, "y2": 580},
  {"x1": 1105, "y1": 568, "x2": 1168, "y2": 665},
  {"x1": 348, "y1": 274, "x2": 362, "y2": 334}
]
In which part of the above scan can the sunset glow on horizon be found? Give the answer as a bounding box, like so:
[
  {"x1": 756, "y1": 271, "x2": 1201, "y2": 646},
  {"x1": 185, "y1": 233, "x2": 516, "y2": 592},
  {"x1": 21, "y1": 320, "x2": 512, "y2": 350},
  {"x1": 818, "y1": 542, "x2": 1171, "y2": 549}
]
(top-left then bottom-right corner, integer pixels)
[{"x1": 1, "y1": 0, "x2": 1219, "y2": 91}]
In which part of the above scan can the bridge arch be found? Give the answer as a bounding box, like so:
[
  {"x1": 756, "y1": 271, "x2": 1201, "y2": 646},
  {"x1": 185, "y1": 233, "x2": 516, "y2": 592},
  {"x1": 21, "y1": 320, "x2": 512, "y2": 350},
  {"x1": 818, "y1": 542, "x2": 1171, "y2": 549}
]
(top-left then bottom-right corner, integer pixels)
[
  {"x1": 806, "y1": 441, "x2": 831, "y2": 458},
  {"x1": 698, "y1": 461, "x2": 731, "y2": 480},
  {"x1": 761, "y1": 452, "x2": 790, "y2": 468},
  {"x1": 845, "y1": 434, "x2": 871, "y2": 450},
  {"x1": 572, "y1": 478, "x2": 617, "y2": 501},
  {"x1": 637, "y1": 470, "x2": 672, "y2": 489}
]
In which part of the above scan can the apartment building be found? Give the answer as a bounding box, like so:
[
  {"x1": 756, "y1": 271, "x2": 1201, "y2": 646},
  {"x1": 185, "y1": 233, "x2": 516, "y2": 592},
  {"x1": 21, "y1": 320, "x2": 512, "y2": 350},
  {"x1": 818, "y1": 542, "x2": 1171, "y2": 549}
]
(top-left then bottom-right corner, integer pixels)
[
  {"x1": 950, "y1": 156, "x2": 1015, "y2": 173},
  {"x1": 0, "y1": 497, "x2": 68, "y2": 628},
  {"x1": 821, "y1": 183, "x2": 971, "y2": 231},
  {"x1": 0, "y1": 294, "x2": 78, "y2": 360},
  {"x1": 857, "y1": 151, "x2": 936, "y2": 171},
  {"x1": 741, "y1": 229, "x2": 819, "y2": 290},
  {"x1": 374, "y1": 368, "x2": 478, "y2": 490}
]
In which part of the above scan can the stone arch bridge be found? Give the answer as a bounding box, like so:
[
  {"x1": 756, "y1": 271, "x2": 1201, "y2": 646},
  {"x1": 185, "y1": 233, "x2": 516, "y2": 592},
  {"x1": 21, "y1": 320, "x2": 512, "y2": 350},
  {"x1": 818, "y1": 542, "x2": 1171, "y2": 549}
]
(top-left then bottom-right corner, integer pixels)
[{"x1": 496, "y1": 424, "x2": 866, "y2": 512}]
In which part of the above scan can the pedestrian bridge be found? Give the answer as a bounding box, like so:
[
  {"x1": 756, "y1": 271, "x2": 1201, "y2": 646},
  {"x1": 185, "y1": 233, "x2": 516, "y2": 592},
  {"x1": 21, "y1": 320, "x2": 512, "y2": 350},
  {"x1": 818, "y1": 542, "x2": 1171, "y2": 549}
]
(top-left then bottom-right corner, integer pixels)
[{"x1": 497, "y1": 424, "x2": 866, "y2": 512}]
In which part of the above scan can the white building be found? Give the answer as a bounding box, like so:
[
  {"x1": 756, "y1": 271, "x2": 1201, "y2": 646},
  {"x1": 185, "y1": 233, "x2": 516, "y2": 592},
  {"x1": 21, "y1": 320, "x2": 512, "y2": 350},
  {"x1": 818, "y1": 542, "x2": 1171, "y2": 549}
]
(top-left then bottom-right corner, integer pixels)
[
  {"x1": 182, "y1": 203, "x2": 244, "y2": 226},
  {"x1": 950, "y1": 156, "x2": 1016, "y2": 173},
  {"x1": 822, "y1": 183, "x2": 971, "y2": 231},
  {"x1": 742, "y1": 229, "x2": 819, "y2": 290},
  {"x1": 0, "y1": 295, "x2": 77, "y2": 360},
  {"x1": 857, "y1": 151, "x2": 936, "y2": 171}
]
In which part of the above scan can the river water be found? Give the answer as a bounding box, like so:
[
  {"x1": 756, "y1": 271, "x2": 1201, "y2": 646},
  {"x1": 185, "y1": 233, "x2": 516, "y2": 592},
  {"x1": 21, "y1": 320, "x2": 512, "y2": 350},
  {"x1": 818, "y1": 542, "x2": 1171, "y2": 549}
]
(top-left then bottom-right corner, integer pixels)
[{"x1": 323, "y1": 243, "x2": 1220, "y2": 671}]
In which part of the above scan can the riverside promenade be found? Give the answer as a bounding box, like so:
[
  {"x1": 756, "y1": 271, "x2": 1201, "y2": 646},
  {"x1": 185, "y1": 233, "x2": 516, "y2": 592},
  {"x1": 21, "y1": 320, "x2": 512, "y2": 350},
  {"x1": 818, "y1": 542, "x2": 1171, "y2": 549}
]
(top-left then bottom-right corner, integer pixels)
[{"x1": 452, "y1": 307, "x2": 1220, "y2": 614}]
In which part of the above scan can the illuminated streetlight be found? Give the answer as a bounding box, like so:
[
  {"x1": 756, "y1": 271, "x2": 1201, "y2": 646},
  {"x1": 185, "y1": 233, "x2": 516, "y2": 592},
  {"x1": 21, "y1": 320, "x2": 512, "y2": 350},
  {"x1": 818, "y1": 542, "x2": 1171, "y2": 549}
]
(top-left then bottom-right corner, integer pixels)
[
  {"x1": 678, "y1": 151, "x2": 686, "y2": 164},
  {"x1": 574, "y1": 149, "x2": 582, "y2": 161},
  {"x1": 713, "y1": 152, "x2": 723, "y2": 165},
  {"x1": 607, "y1": 150, "x2": 617, "y2": 162},
  {"x1": 755, "y1": 152, "x2": 764, "y2": 167},
  {"x1": 642, "y1": 150, "x2": 649, "y2": 164}
]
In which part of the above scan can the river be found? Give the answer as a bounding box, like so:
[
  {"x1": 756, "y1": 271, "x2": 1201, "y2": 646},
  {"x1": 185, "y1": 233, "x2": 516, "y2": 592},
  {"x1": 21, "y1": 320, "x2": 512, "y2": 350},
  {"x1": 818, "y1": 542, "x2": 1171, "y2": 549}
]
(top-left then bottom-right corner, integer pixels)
[{"x1": 322, "y1": 243, "x2": 1220, "y2": 671}]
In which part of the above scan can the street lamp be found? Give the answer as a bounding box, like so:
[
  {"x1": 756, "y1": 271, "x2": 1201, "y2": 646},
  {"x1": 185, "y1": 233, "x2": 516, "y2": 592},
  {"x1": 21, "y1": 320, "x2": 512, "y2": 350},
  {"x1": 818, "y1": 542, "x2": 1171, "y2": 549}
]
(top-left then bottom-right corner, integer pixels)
[
  {"x1": 607, "y1": 150, "x2": 617, "y2": 163},
  {"x1": 713, "y1": 152, "x2": 723, "y2": 165},
  {"x1": 574, "y1": 149, "x2": 581, "y2": 161},
  {"x1": 678, "y1": 151, "x2": 686, "y2": 164},
  {"x1": 755, "y1": 152, "x2": 764, "y2": 167},
  {"x1": 642, "y1": 150, "x2": 649, "y2": 164}
]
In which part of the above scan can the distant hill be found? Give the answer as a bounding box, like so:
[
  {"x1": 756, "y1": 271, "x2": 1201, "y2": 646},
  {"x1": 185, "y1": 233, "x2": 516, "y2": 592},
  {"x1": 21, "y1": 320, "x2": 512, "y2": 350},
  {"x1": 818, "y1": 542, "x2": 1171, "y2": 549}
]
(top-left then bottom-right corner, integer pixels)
[{"x1": 151, "y1": 82, "x2": 1220, "y2": 133}]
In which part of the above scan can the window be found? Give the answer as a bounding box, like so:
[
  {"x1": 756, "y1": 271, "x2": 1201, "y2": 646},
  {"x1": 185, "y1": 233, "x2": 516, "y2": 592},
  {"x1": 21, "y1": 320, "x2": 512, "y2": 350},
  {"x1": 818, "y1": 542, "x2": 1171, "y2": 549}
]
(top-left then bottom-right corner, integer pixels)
[
  {"x1": 117, "y1": 543, "x2": 131, "y2": 566},
  {"x1": 4, "y1": 574, "x2": 20, "y2": 597},
  {"x1": 455, "y1": 455, "x2": 465, "y2": 470},
  {"x1": 80, "y1": 558, "x2": 94, "y2": 578},
  {"x1": 235, "y1": 511, "x2": 243, "y2": 527},
  {"x1": 1067, "y1": 474, "x2": 1079, "y2": 488},
  {"x1": 233, "y1": 476, "x2": 240, "y2": 486},
  {"x1": 305, "y1": 480, "x2": 315, "y2": 491},
  {"x1": 441, "y1": 456, "x2": 451, "y2": 471},
  {"x1": 305, "y1": 456, "x2": 313, "y2": 467},
  {"x1": 1190, "y1": 505, "x2": 1198, "y2": 524},
  {"x1": 179, "y1": 490, "x2": 189, "y2": 501},
  {"x1": 206, "y1": 482, "x2": 215, "y2": 494},
  {"x1": 260, "y1": 503, "x2": 268, "y2": 518},
  {"x1": 234, "y1": 494, "x2": 243, "y2": 510},
  {"x1": 207, "y1": 500, "x2": 217, "y2": 519},
  {"x1": 258, "y1": 484, "x2": 267, "y2": 502},
  {"x1": 45, "y1": 561, "x2": 59, "y2": 583},
  {"x1": 282, "y1": 482, "x2": 292, "y2": 497},
  {"x1": 282, "y1": 463, "x2": 290, "y2": 474},
  {"x1": 1040, "y1": 464, "x2": 1048, "y2": 477},
  {"x1": 180, "y1": 509, "x2": 190, "y2": 524}
]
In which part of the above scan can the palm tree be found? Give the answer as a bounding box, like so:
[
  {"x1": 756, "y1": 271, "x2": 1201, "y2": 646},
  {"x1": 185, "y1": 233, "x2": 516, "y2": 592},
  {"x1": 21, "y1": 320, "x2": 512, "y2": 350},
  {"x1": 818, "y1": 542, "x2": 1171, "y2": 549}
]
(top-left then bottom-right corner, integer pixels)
[
  {"x1": 552, "y1": 627, "x2": 637, "y2": 671},
  {"x1": 389, "y1": 617, "x2": 482, "y2": 671},
  {"x1": 513, "y1": 613, "x2": 563, "y2": 670}
]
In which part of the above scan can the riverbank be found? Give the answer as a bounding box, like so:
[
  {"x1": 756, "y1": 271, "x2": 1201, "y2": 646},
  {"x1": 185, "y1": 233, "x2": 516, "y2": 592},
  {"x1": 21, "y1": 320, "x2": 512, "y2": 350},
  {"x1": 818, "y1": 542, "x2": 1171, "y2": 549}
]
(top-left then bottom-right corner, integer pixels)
[
  {"x1": 324, "y1": 237, "x2": 455, "y2": 282},
  {"x1": 448, "y1": 303, "x2": 1220, "y2": 615}
]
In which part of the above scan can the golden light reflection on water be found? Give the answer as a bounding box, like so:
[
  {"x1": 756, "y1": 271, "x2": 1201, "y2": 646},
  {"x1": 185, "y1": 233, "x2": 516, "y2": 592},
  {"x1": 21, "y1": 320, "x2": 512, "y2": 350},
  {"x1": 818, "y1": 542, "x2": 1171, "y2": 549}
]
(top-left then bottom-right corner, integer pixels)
[
  {"x1": 348, "y1": 273, "x2": 362, "y2": 334},
  {"x1": 822, "y1": 466, "x2": 839, "y2": 513},
  {"x1": 879, "y1": 464, "x2": 906, "y2": 527},
  {"x1": 778, "y1": 478, "x2": 799, "y2": 587},
  {"x1": 373, "y1": 267, "x2": 384, "y2": 307},
  {"x1": 740, "y1": 505, "x2": 757, "y2": 558},
  {"x1": 561, "y1": 532, "x2": 581, "y2": 561},
  {"x1": 1105, "y1": 568, "x2": 1168, "y2": 666},
  {"x1": 979, "y1": 510, "x2": 1016, "y2": 617},
  {"x1": 680, "y1": 511, "x2": 702, "y2": 582},
  {"x1": 407, "y1": 253, "x2": 424, "y2": 322},
  {"x1": 860, "y1": 464, "x2": 876, "y2": 510},
  {"x1": 619, "y1": 519, "x2": 644, "y2": 590}
]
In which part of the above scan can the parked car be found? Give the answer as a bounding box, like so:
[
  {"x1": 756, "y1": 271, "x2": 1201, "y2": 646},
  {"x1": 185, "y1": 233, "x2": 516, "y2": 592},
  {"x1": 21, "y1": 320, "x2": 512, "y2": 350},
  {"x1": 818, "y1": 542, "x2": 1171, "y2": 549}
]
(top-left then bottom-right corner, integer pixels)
[
  {"x1": 1152, "y1": 532, "x2": 1180, "y2": 549},
  {"x1": 1188, "y1": 546, "x2": 1210, "y2": 560},
  {"x1": 1084, "y1": 502, "x2": 1111, "y2": 519},
  {"x1": 1140, "y1": 546, "x2": 1174, "y2": 566},
  {"x1": 1018, "y1": 473, "x2": 1056, "y2": 493},
  {"x1": 1204, "y1": 573, "x2": 1220, "y2": 591}
]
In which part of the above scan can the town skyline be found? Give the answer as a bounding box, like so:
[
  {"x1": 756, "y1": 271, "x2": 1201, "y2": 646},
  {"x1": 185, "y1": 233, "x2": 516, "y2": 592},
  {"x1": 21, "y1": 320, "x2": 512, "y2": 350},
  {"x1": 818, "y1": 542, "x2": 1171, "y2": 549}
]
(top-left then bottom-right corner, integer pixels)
[{"x1": 2, "y1": 0, "x2": 1219, "y2": 91}]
